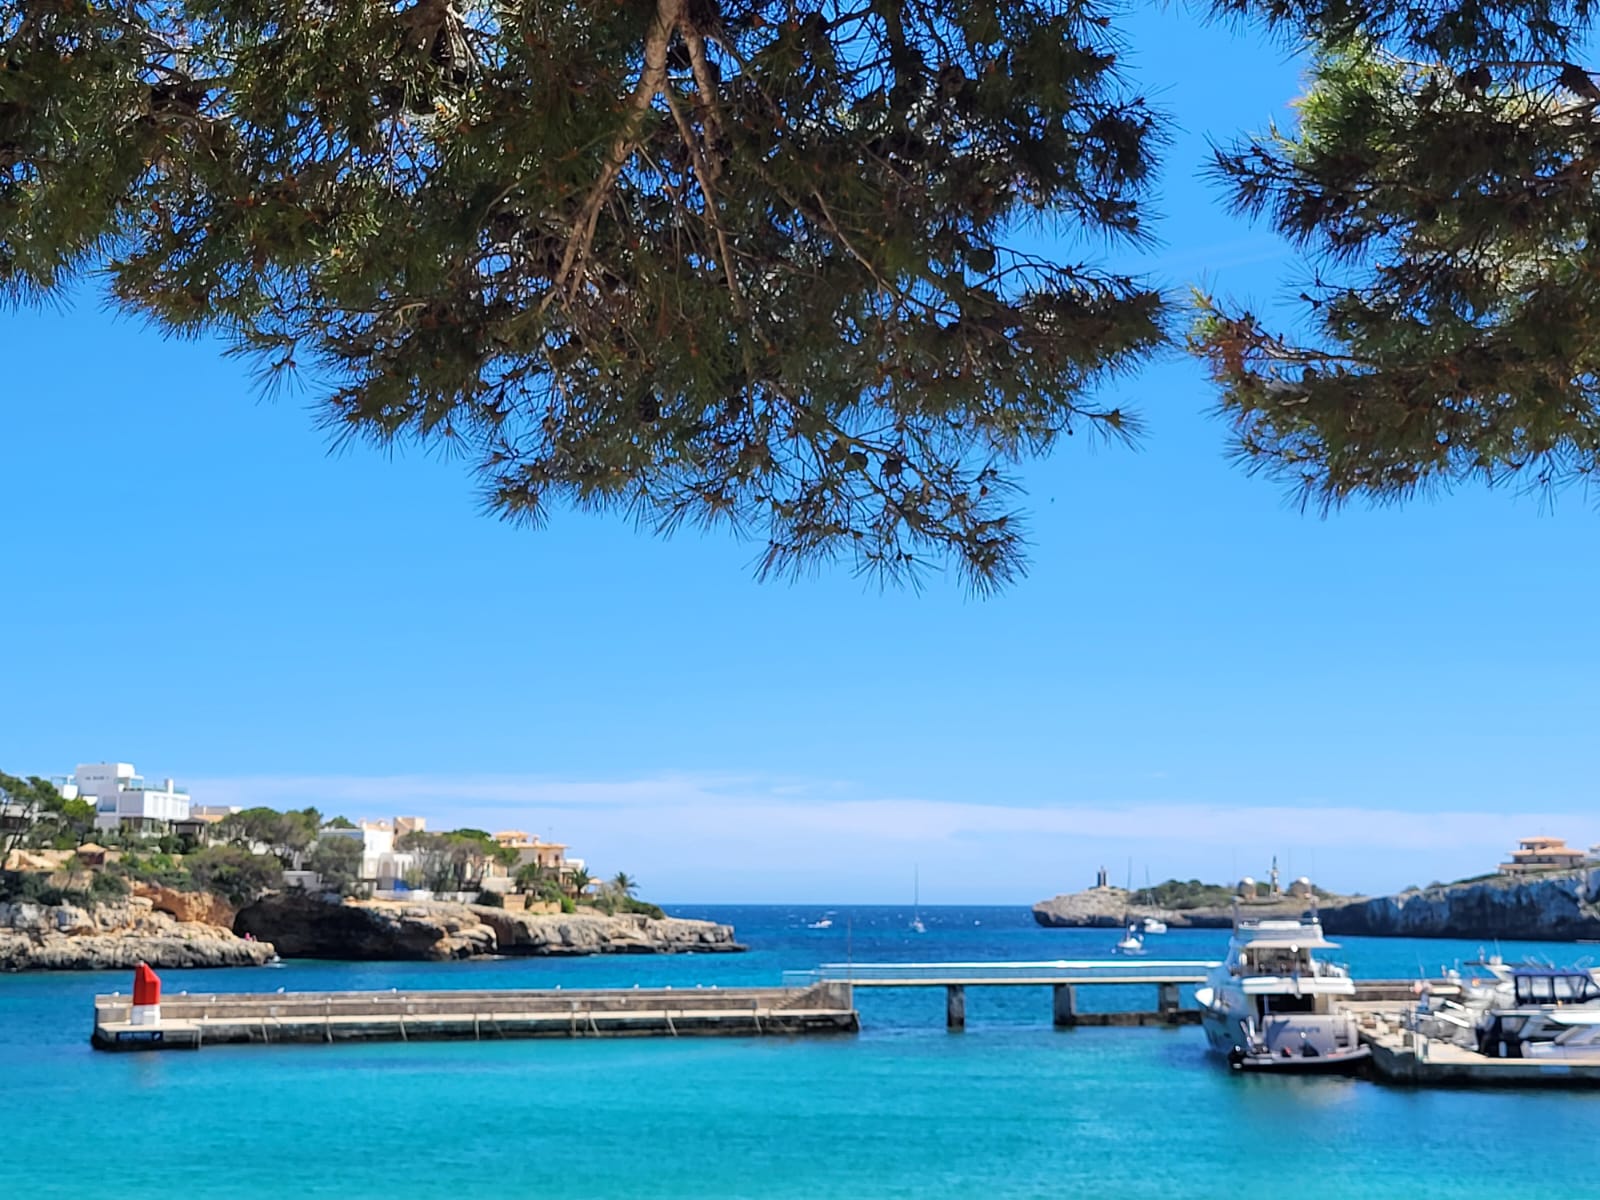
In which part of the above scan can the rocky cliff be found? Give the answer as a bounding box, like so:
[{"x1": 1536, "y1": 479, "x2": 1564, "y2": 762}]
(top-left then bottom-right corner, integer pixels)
[
  {"x1": 1035, "y1": 872, "x2": 1600, "y2": 941},
  {"x1": 0, "y1": 896, "x2": 277, "y2": 971},
  {"x1": 235, "y1": 895, "x2": 745, "y2": 960},
  {"x1": 1030, "y1": 887, "x2": 1317, "y2": 929},
  {"x1": 1318, "y1": 871, "x2": 1600, "y2": 941}
]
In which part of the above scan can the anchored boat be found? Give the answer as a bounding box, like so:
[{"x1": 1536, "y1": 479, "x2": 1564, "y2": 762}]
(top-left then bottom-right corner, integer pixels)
[
  {"x1": 1194, "y1": 907, "x2": 1369, "y2": 1073},
  {"x1": 1412, "y1": 959, "x2": 1600, "y2": 1060}
]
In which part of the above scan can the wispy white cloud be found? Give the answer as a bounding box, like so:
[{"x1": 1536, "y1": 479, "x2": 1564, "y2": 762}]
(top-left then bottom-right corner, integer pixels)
[{"x1": 186, "y1": 771, "x2": 1591, "y2": 905}]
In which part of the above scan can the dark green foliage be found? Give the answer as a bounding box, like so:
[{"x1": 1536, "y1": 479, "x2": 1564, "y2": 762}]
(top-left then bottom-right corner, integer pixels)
[
  {"x1": 0, "y1": 770, "x2": 89, "y2": 858},
  {"x1": 1195, "y1": 2, "x2": 1600, "y2": 508},
  {"x1": 0, "y1": 870, "x2": 84, "y2": 906},
  {"x1": 306, "y1": 834, "x2": 364, "y2": 894},
  {"x1": 7, "y1": 2, "x2": 1599, "y2": 566},
  {"x1": 1142, "y1": 878, "x2": 1238, "y2": 910},
  {"x1": 217, "y1": 806, "x2": 321, "y2": 866},
  {"x1": 183, "y1": 844, "x2": 284, "y2": 906},
  {"x1": 513, "y1": 861, "x2": 563, "y2": 901},
  {"x1": 399, "y1": 829, "x2": 505, "y2": 891},
  {"x1": 88, "y1": 870, "x2": 129, "y2": 902},
  {"x1": 0, "y1": 0, "x2": 1165, "y2": 590},
  {"x1": 115, "y1": 850, "x2": 190, "y2": 890},
  {"x1": 474, "y1": 889, "x2": 504, "y2": 907}
]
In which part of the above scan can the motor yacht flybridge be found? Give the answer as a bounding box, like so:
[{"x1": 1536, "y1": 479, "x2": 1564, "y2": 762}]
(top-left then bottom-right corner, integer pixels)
[{"x1": 1195, "y1": 907, "x2": 1369, "y2": 1073}]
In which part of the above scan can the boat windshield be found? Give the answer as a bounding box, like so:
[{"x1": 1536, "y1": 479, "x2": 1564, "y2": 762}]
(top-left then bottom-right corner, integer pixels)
[{"x1": 1512, "y1": 971, "x2": 1600, "y2": 1006}]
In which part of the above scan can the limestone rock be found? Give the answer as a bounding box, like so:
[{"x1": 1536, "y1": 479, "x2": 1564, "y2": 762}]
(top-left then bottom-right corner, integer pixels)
[
  {"x1": 1031, "y1": 887, "x2": 1318, "y2": 929},
  {"x1": 132, "y1": 882, "x2": 237, "y2": 929},
  {"x1": 235, "y1": 894, "x2": 744, "y2": 960},
  {"x1": 1319, "y1": 871, "x2": 1600, "y2": 941},
  {"x1": 0, "y1": 899, "x2": 277, "y2": 972},
  {"x1": 473, "y1": 907, "x2": 744, "y2": 956}
]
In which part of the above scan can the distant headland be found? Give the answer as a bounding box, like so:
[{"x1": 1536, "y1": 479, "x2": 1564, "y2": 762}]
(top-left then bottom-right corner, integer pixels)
[{"x1": 1036, "y1": 838, "x2": 1600, "y2": 942}]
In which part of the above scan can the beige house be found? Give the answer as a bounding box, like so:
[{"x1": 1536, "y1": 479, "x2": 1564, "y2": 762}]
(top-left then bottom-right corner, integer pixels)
[
  {"x1": 491, "y1": 830, "x2": 571, "y2": 874},
  {"x1": 1499, "y1": 836, "x2": 1589, "y2": 875}
]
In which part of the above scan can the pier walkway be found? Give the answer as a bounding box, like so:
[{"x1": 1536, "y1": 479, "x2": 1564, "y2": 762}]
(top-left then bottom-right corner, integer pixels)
[
  {"x1": 91, "y1": 982, "x2": 857, "y2": 1051},
  {"x1": 783, "y1": 960, "x2": 1221, "y2": 1029}
]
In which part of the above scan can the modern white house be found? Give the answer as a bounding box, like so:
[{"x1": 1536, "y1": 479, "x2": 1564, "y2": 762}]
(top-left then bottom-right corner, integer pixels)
[
  {"x1": 318, "y1": 820, "x2": 414, "y2": 890},
  {"x1": 68, "y1": 763, "x2": 192, "y2": 834}
]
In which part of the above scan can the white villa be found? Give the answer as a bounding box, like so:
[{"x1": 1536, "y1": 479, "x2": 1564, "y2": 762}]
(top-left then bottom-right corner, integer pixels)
[
  {"x1": 317, "y1": 819, "x2": 416, "y2": 890},
  {"x1": 62, "y1": 763, "x2": 192, "y2": 834}
]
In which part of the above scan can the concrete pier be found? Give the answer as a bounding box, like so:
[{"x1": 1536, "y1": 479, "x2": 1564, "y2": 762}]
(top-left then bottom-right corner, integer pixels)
[
  {"x1": 1355, "y1": 1019, "x2": 1600, "y2": 1088},
  {"x1": 1052, "y1": 984, "x2": 1077, "y2": 1028},
  {"x1": 946, "y1": 985, "x2": 966, "y2": 1031},
  {"x1": 91, "y1": 982, "x2": 858, "y2": 1051}
]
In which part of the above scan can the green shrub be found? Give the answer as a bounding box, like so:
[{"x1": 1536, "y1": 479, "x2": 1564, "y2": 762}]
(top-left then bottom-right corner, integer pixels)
[
  {"x1": 89, "y1": 871, "x2": 129, "y2": 902},
  {"x1": 559, "y1": 895, "x2": 576, "y2": 914},
  {"x1": 184, "y1": 845, "x2": 282, "y2": 906},
  {"x1": 475, "y1": 890, "x2": 504, "y2": 908},
  {"x1": 0, "y1": 871, "x2": 90, "y2": 907}
]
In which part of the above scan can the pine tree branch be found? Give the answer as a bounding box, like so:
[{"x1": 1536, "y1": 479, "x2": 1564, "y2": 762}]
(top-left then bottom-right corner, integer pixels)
[
  {"x1": 543, "y1": 0, "x2": 683, "y2": 311},
  {"x1": 662, "y1": 82, "x2": 745, "y2": 318}
]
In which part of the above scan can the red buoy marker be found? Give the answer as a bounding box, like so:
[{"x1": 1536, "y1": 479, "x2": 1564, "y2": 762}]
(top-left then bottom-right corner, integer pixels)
[{"x1": 131, "y1": 963, "x2": 162, "y2": 1026}]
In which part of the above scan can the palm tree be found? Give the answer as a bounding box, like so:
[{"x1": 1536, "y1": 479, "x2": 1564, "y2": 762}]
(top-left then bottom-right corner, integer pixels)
[
  {"x1": 567, "y1": 867, "x2": 593, "y2": 897},
  {"x1": 611, "y1": 871, "x2": 636, "y2": 897}
]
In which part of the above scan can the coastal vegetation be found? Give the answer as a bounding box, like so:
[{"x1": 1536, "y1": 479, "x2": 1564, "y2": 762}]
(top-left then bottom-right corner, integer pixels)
[
  {"x1": 1, "y1": 771, "x2": 93, "y2": 858},
  {"x1": 4, "y1": 766, "x2": 667, "y2": 924},
  {"x1": 4, "y1": 3, "x2": 1598, "y2": 587}
]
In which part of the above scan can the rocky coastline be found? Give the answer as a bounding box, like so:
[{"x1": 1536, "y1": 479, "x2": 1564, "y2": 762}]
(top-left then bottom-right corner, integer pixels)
[
  {"x1": 0, "y1": 891, "x2": 278, "y2": 972},
  {"x1": 1, "y1": 887, "x2": 743, "y2": 970},
  {"x1": 1317, "y1": 870, "x2": 1600, "y2": 941},
  {"x1": 234, "y1": 894, "x2": 746, "y2": 961},
  {"x1": 1035, "y1": 870, "x2": 1600, "y2": 942}
]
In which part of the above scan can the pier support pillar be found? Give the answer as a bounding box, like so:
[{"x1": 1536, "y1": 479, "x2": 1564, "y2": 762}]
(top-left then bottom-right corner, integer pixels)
[
  {"x1": 946, "y1": 985, "x2": 966, "y2": 1032},
  {"x1": 1158, "y1": 982, "x2": 1181, "y2": 1022},
  {"x1": 1052, "y1": 984, "x2": 1078, "y2": 1029}
]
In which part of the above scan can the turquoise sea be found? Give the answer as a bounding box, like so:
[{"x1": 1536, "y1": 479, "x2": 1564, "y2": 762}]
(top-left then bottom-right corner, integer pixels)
[{"x1": 5, "y1": 905, "x2": 1599, "y2": 1198}]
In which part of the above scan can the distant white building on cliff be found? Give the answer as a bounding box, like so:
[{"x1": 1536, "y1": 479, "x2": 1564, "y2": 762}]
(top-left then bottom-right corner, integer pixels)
[
  {"x1": 65, "y1": 763, "x2": 192, "y2": 834},
  {"x1": 1499, "y1": 836, "x2": 1588, "y2": 875},
  {"x1": 317, "y1": 820, "x2": 414, "y2": 890}
]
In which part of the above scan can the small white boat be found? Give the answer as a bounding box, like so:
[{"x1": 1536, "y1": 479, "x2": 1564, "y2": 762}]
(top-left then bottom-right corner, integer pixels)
[
  {"x1": 808, "y1": 918, "x2": 833, "y2": 930},
  {"x1": 1142, "y1": 918, "x2": 1168, "y2": 935},
  {"x1": 1114, "y1": 925, "x2": 1145, "y2": 955},
  {"x1": 910, "y1": 866, "x2": 926, "y2": 933}
]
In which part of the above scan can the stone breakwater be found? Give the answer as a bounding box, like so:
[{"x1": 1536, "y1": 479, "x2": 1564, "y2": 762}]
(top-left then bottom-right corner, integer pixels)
[
  {"x1": 0, "y1": 896, "x2": 277, "y2": 971},
  {"x1": 1317, "y1": 870, "x2": 1600, "y2": 942},
  {"x1": 234, "y1": 895, "x2": 746, "y2": 961}
]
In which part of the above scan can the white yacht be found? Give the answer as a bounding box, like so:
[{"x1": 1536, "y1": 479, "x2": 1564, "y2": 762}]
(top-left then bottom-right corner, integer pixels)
[
  {"x1": 1412, "y1": 960, "x2": 1600, "y2": 1059},
  {"x1": 1194, "y1": 910, "x2": 1369, "y2": 1073},
  {"x1": 1142, "y1": 918, "x2": 1168, "y2": 935},
  {"x1": 1114, "y1": 924, "x2": 1145, "y2": 955}
]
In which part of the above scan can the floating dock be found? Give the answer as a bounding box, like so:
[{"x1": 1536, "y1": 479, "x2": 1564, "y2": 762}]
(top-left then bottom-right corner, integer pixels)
[{"x1": 91, "y1": 982, "x2": 858, "y2": 1051}]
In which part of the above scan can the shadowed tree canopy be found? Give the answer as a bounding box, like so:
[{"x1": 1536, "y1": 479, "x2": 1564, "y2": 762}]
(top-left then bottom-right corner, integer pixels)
[
  {"x1": 3, "y1": 1, "x2": 1599, "y2": 584},
  {"x1": 1195, "y1": 1, "x2": 1600, "y2": 507}
]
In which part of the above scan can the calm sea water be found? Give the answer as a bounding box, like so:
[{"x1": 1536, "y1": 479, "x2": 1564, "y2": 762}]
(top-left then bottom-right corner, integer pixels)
[{"x1": 4, "y1": 905, "x2": 1598, "y2": 1198}]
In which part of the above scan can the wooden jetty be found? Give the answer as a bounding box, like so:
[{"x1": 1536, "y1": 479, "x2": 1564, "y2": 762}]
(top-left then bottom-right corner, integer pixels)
[{"x1": 91, "y1": 982, "x2": 858, "y2": 1051}]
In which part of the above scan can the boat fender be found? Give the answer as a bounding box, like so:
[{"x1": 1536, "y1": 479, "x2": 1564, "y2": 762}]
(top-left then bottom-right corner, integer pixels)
[{"x1": 1226, "y1": 1047, "x2": 1246, "y2": 1071}]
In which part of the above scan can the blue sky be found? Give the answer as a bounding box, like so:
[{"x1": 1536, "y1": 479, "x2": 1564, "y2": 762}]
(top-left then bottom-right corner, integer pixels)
[{"x1": 2, "y1": 8, "x2": 1597, "y2": 903}]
